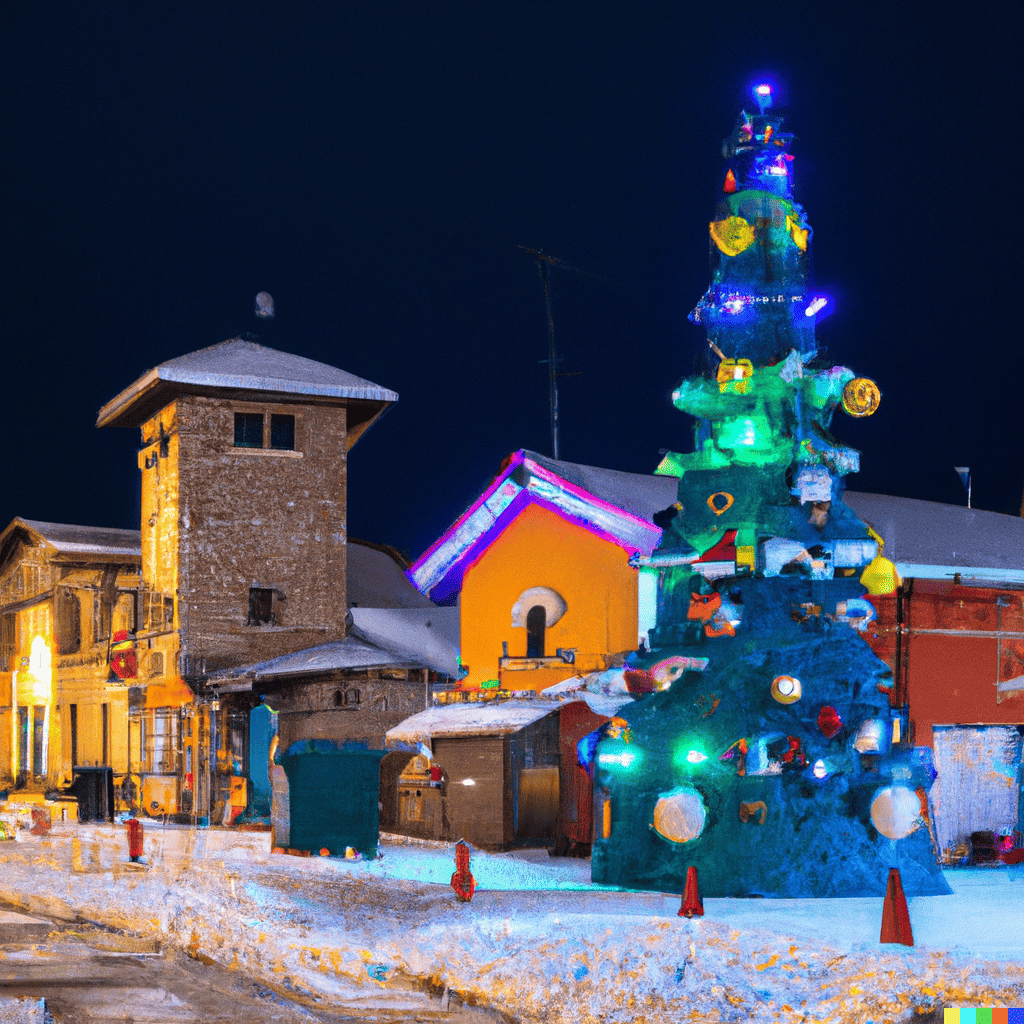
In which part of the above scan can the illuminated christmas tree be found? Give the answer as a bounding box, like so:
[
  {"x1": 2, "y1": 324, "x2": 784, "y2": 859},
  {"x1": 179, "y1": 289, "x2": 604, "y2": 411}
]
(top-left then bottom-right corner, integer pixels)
[{"x1": 591, "y1": 87, "x2": 950, "y2": 898}]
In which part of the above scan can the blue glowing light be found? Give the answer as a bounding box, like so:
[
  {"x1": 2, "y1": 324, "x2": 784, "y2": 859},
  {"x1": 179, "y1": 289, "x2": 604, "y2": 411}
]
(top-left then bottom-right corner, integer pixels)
[
  {"x1": 804, "y1": 296, "x2": 828, "y2": 317},
  {"x1": 753, "y1": 83, "x2": 773, "y2": 114}
]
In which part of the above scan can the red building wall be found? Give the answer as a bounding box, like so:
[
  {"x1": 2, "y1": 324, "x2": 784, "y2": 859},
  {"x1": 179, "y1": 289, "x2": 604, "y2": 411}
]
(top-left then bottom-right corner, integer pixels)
[{"x1": 868, "y1": 581, "x2": 1024, "y2": 747}]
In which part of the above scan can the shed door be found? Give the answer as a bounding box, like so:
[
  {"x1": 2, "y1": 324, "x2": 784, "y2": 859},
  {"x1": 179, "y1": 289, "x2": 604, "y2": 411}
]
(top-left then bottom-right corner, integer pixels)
[
  {"x1": 931, "y1": 725, "x2": 1023, "y2": 860},
  {"x1": 515, "y1": 766, "x2": 559, "y2": 840}
]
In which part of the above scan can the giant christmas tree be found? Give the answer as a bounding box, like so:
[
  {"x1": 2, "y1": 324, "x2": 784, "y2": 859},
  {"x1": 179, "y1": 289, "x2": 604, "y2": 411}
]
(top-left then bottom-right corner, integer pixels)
[{"x1": 591, "y1": 89, "x2": 950, "y2": 898}]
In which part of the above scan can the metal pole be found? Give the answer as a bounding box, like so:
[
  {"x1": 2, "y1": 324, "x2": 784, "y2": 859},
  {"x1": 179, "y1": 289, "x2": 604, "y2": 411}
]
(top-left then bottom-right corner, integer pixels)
[{"x1": 539, "y1": 260, "x2": 560, "y2": 459}]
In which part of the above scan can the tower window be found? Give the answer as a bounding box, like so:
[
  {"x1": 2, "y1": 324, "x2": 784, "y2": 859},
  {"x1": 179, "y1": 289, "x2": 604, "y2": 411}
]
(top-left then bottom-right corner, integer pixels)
[
  {"x1": 234, "y1": 413, "x2": 264, "y2": 448},
  {"x1": 247, "y1": 587, "x2": 275, "y2": 625},
  {"x1": 270, "y1": 414, "x2": 295, "y2": 450}
]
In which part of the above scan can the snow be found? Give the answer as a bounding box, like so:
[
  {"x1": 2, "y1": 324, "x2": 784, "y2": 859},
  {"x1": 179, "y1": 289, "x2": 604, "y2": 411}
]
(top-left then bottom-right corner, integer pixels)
[
  {"x1": 385, "y1": 698, "x2": 562, "y2": 745},
  {"x1": 0, "y1": 824, "x2": 1021, "y2": 1023}
]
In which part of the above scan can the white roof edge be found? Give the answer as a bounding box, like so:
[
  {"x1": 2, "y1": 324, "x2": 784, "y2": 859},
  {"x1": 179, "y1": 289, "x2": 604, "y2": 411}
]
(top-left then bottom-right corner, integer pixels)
[
  {"x1": 895, "y1": 562, "x2": 1024, "y2": 584},
  {"x1": 159, "y1": 366, "x2": 398, "y2": 402}
]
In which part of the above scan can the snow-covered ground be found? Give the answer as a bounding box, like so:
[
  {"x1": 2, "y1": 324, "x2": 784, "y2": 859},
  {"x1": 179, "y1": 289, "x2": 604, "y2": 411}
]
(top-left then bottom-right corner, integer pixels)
[{"x1": 0, "y1": 825, "x2": 1021, "y2": 1023}]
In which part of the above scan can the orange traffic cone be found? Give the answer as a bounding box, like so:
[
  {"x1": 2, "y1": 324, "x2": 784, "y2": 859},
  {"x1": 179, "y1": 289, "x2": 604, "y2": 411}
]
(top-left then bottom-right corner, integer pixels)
[
  {"x1": 879, "y1": 868, "x2": 913, "y2": 945},
  {"x1": 678, "y1": 866, "x2": 704, "y2": 918}
]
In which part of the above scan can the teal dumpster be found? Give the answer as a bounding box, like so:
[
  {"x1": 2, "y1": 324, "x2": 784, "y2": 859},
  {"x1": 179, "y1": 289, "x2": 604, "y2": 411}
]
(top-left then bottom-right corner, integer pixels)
[{"x1": 280, "y1": 745, "x2": 386, "y2": 858}]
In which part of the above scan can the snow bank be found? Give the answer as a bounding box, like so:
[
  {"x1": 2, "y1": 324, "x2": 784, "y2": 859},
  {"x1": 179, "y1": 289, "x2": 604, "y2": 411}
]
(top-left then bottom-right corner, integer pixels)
[{"x1": 0, "y1": 825, "x2": 1021, "y2": 1023}]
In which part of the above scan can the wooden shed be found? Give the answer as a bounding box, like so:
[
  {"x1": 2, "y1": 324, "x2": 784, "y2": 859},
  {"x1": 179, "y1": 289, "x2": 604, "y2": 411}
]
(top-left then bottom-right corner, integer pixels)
[{"x1": 385, "y1": 699, "x2": 600, "y2": 851}]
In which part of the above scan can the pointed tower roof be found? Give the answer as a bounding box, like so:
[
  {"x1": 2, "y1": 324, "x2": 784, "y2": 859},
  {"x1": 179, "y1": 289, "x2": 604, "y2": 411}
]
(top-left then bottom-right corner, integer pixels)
[{"x1": 96, "y1": 337, "x2": 397, "y2": 448}]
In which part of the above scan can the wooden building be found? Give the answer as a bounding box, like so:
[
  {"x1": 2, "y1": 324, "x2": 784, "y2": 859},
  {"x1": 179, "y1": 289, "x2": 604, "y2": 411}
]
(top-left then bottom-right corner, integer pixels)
[
  {"x1": 0, "y1": 518, "x2": 140, "y2": 794},
  {"x1": 384, "y1": 699, "x2": 605, "y2": 850}
]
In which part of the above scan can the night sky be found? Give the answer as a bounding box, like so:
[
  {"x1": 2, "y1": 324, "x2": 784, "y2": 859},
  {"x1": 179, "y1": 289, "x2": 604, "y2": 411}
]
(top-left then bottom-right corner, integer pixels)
[{"x1": 3, "y1": 4, "x2": 1020, "y2": 565}]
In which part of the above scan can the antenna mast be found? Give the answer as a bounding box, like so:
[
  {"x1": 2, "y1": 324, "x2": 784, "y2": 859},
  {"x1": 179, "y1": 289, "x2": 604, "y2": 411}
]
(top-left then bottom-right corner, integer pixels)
[{"x1": 520, "y1": 247, "x2": 562, "y2": 459}]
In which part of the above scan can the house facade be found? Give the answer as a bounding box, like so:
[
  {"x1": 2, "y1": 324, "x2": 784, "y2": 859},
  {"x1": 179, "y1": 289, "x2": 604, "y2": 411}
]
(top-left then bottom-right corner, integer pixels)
[
  {"x1": 408, "y1": 449, "x2": 673, "y2": 692},
  {"x1": 0, "y1": 519, "x2": 140, "y2": 794}
]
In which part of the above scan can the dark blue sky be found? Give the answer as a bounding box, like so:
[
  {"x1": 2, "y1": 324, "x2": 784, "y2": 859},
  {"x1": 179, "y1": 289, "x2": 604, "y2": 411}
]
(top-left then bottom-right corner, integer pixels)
[{"x1": 3, "y1": 4, "x2": 1019, "y2": 562}]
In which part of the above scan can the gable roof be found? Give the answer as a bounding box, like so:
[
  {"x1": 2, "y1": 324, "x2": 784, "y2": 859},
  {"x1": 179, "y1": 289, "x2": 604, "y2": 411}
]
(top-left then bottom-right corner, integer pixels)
[
  {"x1": 348, "y1": 607, "x2": 460, "y2": 676},
  {"x1": 409, "y1": 451, "x2": 1024, "y2": 600},
  {"x1": 408, "y1": 450, "x2": 669, "y2": 602},
  {"x1": 0, "y1": 517, "x2": 141, "y2": 571},
  {"x1": 97, "y1": 337, "x2": 397, "y2": 447}
]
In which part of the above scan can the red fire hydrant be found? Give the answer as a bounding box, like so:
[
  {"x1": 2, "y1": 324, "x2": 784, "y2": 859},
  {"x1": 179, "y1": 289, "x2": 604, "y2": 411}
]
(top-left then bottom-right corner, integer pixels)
[
  {"x1": 450, "y1": 840, "x2": 476, "y2": 902},
  {"x1": 126, "y1": 816, "x2": 144, "y2": 863}
]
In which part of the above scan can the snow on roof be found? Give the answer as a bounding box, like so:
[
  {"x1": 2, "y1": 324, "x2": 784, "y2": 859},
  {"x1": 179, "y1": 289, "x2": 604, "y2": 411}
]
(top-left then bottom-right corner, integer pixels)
[
  {"x1": 522, "y1": 450, "x2": 678, "y2": 523},
  {"x1": 539, "y1": 676, "x2": 635, "y2": 717},
  {"x1": 97, "y1": 337, "x2": 397, "y2": 429},
  {"x1": 208, "y1": 635, "x2": 425, "y2": 690},
  {"x1": 347, "y1": 540, "x2": 433, "y2": 609},
  {"x1": 385, "y1": 699, "x2": 564, "y2": 746},
  {"x1": 408, "y1": 450, "x2": 668, "y2": 601},
  {"x1": 348, "y1": 606, "x2": 460, "y2": 677},
  {"x1": 409, "y1": 451, "x2": 1024, "y2": 599},
  {"x1": 4, "y1": 518, "x2": 141, "y2": 558},
  {"x1": 844, "y1": 491, "x2": 1024, "y2": 583}
]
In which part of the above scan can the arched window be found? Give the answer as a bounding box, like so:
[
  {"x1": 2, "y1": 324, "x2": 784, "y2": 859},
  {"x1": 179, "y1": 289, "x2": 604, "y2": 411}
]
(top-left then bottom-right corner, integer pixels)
[{"x1": 526, "y1": 605, "x2": 546, "y2": 658}]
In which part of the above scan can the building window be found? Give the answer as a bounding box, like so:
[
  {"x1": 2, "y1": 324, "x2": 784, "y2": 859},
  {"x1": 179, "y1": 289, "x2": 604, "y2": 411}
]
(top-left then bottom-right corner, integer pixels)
[
  {"x1": 55, "y1": 590, "x2": 81, "y2": 655},
  {"x1": 270, "y1": 414, "x2": 295, "y2": 450},
  {"x1": 526, "y1": 605, "x2": 546, "y2": 658},
  {"x1": 234, "y1": 412, "x2": 263, "y2": 448},
  {"x1": 344, "y1": 687, "x2": 361, "y2": 706},
  {"x1": 146, "y1": 709, "x2": 180, "y2": 774},
  {"x1": 149, "y1": 651, "x2": 164, "y2": 678},
  {"x1": 0, "y1": 613, "x2": 14, "y2": 672},
  {"x1": 33, "y1": 706, "x2": 46, "y2": 778},
  {"x1": 247, "y1": 587, "x2": 275, "y2": 626}
]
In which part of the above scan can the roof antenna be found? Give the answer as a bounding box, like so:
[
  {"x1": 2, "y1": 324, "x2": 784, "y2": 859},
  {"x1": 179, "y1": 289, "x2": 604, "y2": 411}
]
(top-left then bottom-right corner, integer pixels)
[{"x1": 518, "y1": 248, "x2": 596, "y2": 460}]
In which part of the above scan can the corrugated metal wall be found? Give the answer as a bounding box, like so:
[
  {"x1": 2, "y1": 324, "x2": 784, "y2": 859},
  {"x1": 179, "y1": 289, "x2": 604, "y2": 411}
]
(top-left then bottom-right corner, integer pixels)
[{"x1": 931, "y1": 725, "x2": 1023, "y2": 860}]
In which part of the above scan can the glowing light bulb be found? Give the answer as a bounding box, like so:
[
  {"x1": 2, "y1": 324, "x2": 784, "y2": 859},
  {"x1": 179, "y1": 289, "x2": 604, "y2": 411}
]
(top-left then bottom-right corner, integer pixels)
[
  {"x1": 805, "y1": 296, "x2": 828, "y2": 317},
  {"x1": 813, "y1": 759, "x2": 827, "y2": 779},
  {"x1": 755, "y1": 84, "x2": 772, "y2": 96},
  {"x1": 686, "y1": 750, "x2": 707, "y2": 764}
]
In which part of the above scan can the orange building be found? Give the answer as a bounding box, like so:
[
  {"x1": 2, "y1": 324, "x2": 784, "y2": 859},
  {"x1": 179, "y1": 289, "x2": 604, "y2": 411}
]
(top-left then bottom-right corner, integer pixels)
[{"x1": 409, "y1": 450, "x2": 674, "y2": 691}]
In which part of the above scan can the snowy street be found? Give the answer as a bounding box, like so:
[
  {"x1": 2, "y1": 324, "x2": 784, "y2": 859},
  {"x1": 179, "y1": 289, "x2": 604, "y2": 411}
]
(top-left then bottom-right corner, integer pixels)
[{"x1": 0, "y1": 825, "x2": 1021, "y2": 1023}]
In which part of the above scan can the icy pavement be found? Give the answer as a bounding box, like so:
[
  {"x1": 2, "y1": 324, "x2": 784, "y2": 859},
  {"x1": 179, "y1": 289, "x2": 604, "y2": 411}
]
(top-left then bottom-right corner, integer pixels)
[{"x1": 0, "y1": 824, "x2": 1021, "y2": 1023}]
